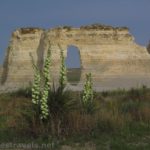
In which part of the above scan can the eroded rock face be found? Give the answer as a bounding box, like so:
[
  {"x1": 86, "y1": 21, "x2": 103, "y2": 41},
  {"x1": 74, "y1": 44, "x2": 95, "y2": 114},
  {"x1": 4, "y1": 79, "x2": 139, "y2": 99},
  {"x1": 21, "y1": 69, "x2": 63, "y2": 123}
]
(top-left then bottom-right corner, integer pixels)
[
  {"x1": 1, "y1": 24, "x2": 150, "y2": 92},
  {"x1": 1, "y1": 28, "x2": 44, "y2": 90}
]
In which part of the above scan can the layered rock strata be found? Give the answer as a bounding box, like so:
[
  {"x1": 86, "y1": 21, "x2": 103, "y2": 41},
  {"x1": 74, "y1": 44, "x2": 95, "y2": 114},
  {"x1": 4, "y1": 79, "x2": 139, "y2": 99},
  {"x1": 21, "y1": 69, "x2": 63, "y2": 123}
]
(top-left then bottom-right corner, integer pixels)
[{"x1": 1, "y1": 24, "x2": 150, "y2": 92}]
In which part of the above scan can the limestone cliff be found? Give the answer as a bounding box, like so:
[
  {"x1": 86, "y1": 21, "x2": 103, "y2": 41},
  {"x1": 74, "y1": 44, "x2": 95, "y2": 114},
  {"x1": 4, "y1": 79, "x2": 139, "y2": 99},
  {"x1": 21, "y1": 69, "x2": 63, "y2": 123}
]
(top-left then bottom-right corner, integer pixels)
[
  {"x1": 1, "y1": 28, "x2": 44, "y2": 91},
  {"x1": 1, "y1": 24, "x2": 150, "y2": 92}
]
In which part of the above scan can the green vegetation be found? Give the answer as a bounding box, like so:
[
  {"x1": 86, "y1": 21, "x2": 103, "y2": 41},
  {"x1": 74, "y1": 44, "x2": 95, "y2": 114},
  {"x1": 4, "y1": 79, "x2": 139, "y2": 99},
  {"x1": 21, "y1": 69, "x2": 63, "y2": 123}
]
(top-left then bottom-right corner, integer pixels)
[
  {"x1": 81, "y1": 73, "x2": 95, "y2": 114},
  {"x1": 0, "y1": 86, "x2": 150, "y2": 149},
  {"x1": 58, "y1": 45, "x2": 67, "y2": 90},
  {"x1": 31, "y1": 44, "x2": 76, "y2": 138},
  {"x1": 80, "y1": 23, "x2": 128, "y2": 30},
  {"x1": 32, "y1": 45, "x2": 51, "y2": 119},
  {"x1": 62, "y1": 26, "x2": 72, "y2": 31}
]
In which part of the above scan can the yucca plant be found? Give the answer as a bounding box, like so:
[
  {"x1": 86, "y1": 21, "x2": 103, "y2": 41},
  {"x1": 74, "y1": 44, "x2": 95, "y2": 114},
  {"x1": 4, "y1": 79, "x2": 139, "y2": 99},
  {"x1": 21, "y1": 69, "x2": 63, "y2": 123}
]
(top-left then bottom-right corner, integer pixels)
[
  {"x1": 48, "y1": 83, "x2": 76, "y2": 136},
  {"x1": 31, "y1": 45, "x2": 51, "y2": 120},
  {"x1": 31, "y1": 44, "x2": 77, "y2": 136},
  {"x1": 32, "y1": 65, "x2": 41, "y2": 105},
  {"x1": 40, "y1": 46, "x2": 51, "y2": 119},
  {"x1": 58, "y1": 45, "x2": 67, "y2": 91},
  {"x1": 47, "y1": 46, "x2": 76, "y2": 136},
  {"x1": 81, "y1": 73, "x2": 95, "y2": 114}
]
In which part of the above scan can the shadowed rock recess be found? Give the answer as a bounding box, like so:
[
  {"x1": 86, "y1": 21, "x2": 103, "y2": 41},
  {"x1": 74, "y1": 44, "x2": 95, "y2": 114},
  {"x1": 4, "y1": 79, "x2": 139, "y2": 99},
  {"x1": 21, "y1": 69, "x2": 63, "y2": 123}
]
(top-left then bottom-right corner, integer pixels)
[{"x1": 1, "y1": 24, "x2": 150, "y2": 92}]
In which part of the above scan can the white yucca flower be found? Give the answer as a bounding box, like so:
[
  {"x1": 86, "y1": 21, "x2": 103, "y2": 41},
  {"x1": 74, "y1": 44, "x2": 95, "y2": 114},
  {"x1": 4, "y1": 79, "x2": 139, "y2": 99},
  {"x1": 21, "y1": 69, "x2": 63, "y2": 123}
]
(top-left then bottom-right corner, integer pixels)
[
  {"x1": 32, "y1": 68, "x2": 41, "y2": 105},
  {"x1": 59, "y1": 45, "x2": 67, "y2": 90},
  {"x1": 82, "y1": 73, "x2": 93, "y2": 105},
  {"x1": 31, "y1": 44, "x2": 51, "y2": 120},
  {"x1": 40, "y1": 46, "x2": 51, "y2": 119}
]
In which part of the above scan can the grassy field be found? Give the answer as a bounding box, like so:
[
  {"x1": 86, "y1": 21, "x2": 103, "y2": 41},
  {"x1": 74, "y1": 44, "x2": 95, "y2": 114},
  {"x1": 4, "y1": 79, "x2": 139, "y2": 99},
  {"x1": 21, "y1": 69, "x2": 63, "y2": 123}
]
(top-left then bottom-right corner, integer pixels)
[{"x1": 0, "y1": 86, "x2": 150, "y2": 149}]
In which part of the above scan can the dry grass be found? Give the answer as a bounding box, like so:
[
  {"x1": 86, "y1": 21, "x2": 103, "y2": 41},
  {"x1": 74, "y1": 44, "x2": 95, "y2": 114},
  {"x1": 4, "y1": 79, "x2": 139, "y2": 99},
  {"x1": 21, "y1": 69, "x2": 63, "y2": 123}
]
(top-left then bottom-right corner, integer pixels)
[
  {"x1": 0, "y1": 86, "x2": 150, "y2": 144},
  {"x1": 0, "y1": 94, "x2": 32, "y2": 133}
]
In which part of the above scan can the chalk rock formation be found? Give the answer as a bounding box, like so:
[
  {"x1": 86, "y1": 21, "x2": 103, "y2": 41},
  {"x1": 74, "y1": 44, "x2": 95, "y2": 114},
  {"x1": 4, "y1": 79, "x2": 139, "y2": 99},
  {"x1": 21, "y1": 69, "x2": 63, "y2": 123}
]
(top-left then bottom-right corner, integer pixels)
[{"x1": 1, "y1": 24, "x2": 150, "y2": 92}]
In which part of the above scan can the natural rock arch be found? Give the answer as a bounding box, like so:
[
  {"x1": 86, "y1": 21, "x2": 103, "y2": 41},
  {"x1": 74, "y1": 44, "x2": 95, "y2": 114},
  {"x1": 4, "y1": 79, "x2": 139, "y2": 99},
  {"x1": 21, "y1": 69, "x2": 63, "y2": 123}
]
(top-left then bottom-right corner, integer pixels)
[{"x1": 65, "y1": 45, "x2": 81, "y2": 69}]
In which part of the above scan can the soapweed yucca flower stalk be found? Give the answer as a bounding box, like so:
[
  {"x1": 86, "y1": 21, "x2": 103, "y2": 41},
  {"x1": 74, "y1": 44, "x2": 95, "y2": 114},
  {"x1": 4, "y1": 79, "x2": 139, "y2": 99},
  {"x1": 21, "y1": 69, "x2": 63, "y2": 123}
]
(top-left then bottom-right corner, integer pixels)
[
  {"x1": 82, "y1": 73, "x2": 94, "y2": 113},
  {"x1": 40, "y1": 47, "x2": 51, "y2": 119},
  {"x1": 59, "y1": 45, "x2": 67, "y2": 91},
  {"x1": 31, "y1": 45, "x2": 51, "y2": 120},
  {"x1": 32, "y1": 66, "x2": 41, "y2": 105}
]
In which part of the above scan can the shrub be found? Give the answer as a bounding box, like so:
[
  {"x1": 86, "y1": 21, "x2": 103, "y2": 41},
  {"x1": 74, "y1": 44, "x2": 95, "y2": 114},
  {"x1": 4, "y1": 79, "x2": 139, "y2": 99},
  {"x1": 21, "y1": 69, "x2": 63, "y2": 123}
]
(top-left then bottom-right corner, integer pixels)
[
  {"x1": 48, "y1": 86, "x2": 76, "y2": 136},
  {"x1": 11, "y1": 87, "x2": 32, "y2": 98},
  {"x1": 63, "y1": 26, "x2": 72, "y2": 31}
]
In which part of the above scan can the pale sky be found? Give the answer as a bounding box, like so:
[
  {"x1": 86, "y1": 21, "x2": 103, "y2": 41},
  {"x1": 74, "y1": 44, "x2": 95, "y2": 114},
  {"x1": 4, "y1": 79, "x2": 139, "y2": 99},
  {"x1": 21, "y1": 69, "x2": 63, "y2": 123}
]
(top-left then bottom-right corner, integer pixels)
[{"x1": 0, "y1": 0, "x2": 150, "y2": 65}]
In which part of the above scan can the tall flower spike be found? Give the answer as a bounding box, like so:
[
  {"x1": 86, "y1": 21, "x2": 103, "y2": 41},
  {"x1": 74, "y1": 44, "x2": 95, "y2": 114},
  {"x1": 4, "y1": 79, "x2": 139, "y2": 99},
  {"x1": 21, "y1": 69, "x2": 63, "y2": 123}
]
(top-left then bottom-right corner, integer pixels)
[
  {"x1": 40, "y1": 45, "x2": 51, "y2": 119},
  {"x1": 32, "y1": 64, "x2": 41, "y2": 105},
  {"x1": 82, "y1": 73, "x2": 94, "y2": 113},
  {"x1": 58, "y1": 44, "x2": 67, "y2": 90}
]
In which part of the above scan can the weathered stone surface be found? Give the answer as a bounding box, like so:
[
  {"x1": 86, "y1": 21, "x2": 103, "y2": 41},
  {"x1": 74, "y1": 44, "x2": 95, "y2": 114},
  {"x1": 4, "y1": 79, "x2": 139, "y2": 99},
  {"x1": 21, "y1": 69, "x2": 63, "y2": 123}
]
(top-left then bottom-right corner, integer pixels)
[
  {"x1": 1, "y1": 24, "x2": 150, "y2": 92},
  {"x1": 0, "y1": 27, "x2": 44, "y2": 91}
]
